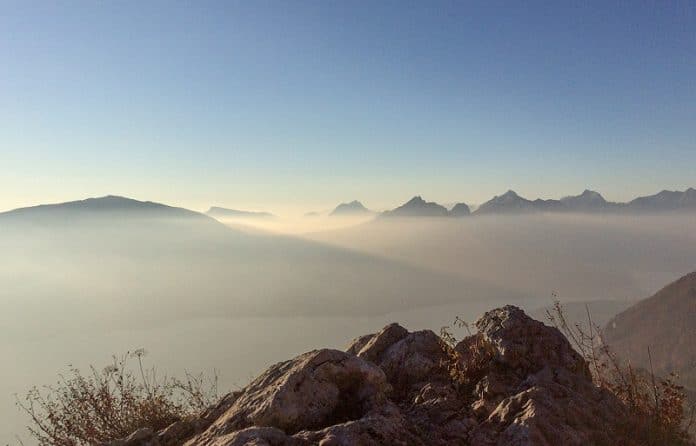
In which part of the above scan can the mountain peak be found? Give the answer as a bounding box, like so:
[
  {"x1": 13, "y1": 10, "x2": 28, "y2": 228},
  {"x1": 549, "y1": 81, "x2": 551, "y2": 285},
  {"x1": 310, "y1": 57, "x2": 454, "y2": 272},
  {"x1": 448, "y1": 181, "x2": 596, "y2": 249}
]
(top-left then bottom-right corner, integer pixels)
[
  {"x1": 450, "y1": 202, "x2": 471, "y2": 217},
  {"x1": 382, "y1": 196, "x2": 449, "y2": 218},
  {"x1": 501, "y1": 190, "x2": 520, "y2": 199},
  {"x1": 552, "y1": 190, "x2": 612, "y2": 213},
  {"x1": 330, "y1": 200, "x2": 371, "y2": 216},
  {"x1": 474, "y1": 190, "x2": 534, "y2": 214},
  {"x1": 406, "y1": 196, "x2": 426, "y2": 205}
]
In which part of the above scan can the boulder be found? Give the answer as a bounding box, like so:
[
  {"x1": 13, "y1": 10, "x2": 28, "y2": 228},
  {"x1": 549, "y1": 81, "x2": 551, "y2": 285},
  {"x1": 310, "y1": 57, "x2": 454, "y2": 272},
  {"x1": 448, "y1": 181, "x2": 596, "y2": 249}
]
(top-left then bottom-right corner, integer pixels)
[
  {"x1": 188, "y1": 349, "x2": 389, "y2": 444},
  {"x1": 113, "y1": 306, "x2": 636, "y2": 446}
]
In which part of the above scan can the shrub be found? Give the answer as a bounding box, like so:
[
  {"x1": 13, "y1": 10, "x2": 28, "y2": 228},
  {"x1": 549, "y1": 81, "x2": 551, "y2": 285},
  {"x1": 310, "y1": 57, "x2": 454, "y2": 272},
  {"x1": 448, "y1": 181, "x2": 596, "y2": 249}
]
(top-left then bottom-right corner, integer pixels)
[
  {"x1": 439, "y1": 316, "x2": 496, "y2": 395},
  {"x1": 16, "y1": 349, "x2": 218, "y2": 446}
]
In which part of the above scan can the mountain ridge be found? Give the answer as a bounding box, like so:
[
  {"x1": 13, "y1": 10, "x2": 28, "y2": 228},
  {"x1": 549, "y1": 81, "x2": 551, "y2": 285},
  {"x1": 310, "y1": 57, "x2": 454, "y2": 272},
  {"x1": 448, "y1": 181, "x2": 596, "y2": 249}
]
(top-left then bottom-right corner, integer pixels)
[
  {"x1": 0, "y1": 195, "x2": 210, "y2": 222},
  {"x1": 380, "y1": 187, "x2": 696, "y2": 218},
  {"x1": 207, "y1": 206, "x2": 276, "y2": 219},
  {"x1": 380, "y1": 196, "x2": 450, "y2": 218}
]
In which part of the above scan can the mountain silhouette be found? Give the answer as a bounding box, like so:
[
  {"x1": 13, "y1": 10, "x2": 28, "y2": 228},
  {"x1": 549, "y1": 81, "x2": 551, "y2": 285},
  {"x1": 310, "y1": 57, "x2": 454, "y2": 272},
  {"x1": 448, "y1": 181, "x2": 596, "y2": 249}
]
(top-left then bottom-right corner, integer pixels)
[
  {"x1": 207, "y1": 206, "x2": 275, "y2": 219},
  {"x1": 626, "y1": 188, "x2": 696, "y2": 212},
  {"x1": 471, "y1": 188, "x2": 696, "y2": 215},
  {"x1": 449, "y1": 202, "x2": 471, "y2": 217},
  {"x1": 329, "y1": 200, "x2": 372, "y2": 216},
  {"x1": 560, "y1": 190, "x2": 617, "y2": 211},
  {"x1": 474, "y1": 190, "x2": 540, "y2": 214},
  {"x1": 0, "y1": 195, "x2": 208, "y2": 222},
  {"x1": 381, "y1": 196, "x2": 449, "y2": 217}
]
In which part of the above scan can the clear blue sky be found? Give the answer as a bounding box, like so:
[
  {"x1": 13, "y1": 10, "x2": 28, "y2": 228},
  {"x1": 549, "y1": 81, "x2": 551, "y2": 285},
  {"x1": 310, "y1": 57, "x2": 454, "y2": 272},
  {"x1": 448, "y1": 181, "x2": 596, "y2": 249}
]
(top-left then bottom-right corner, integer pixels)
[{"x1": 2, "y1": 1, "x2": 695, "y2": 212}]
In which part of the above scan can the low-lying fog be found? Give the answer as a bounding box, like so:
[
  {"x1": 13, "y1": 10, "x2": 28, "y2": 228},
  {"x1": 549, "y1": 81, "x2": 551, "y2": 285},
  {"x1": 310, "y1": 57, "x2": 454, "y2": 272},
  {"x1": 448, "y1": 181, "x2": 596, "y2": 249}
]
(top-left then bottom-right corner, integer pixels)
[
  {"x1": 306, "y1": 214, "x2": 696, "y2": 304},
  {"x1": 2, "y1": 209, "x2": 695, "y2": 443}
]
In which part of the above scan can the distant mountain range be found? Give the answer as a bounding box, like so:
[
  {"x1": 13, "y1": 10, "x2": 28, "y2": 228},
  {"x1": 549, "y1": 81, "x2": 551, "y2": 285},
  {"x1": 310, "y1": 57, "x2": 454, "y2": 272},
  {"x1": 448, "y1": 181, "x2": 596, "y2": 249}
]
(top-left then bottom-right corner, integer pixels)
[
  {"x1": 330, "y1": 200, "x2": 373, "y2": 216},
  {"x1": 378, "y1": 188, "x2": 696, "y2": 217},
  {"x1": 207, "y1": 206, "x2": 275, "y2": 219}
]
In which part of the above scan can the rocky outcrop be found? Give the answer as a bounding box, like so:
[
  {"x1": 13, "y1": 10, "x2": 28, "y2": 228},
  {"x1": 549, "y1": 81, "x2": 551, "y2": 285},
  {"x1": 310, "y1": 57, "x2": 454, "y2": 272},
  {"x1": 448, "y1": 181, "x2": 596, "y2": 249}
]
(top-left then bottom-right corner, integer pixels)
[{"x1": 108, "y1": 306, "x2": 632, "y2": 446}]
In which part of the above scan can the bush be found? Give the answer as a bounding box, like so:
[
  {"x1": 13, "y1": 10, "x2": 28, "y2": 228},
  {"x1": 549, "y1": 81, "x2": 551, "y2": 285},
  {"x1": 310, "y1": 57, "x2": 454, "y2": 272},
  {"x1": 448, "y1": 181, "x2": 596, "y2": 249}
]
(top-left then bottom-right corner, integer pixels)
[
  {"x1": 16, "y1": 349, "x2": 218, "y2": 446},
  {"x1": 439, "y1": 318, "x2": 496, "y2": 395}
]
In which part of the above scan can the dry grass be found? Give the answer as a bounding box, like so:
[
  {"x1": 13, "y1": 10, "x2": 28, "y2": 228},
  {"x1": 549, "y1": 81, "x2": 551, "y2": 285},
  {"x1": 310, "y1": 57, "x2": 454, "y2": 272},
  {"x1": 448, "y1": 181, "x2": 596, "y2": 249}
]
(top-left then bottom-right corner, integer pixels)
[
  {"x1": 16, "y1": 349, "x2": 218, "y2": 446},
  {"x1": 439, "y1": 318, "x2": 496, "y2": 395}
]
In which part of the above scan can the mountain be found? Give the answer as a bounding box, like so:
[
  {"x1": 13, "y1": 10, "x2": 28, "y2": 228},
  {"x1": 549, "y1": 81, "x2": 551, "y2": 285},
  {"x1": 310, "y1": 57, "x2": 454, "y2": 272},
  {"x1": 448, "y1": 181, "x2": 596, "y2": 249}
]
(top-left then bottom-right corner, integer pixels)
[
  {"x1": 329, "y1": 200, "x2": 372, "y2": 216},
  {"x1": 560, "y1": 189, "x2": 612, "y2": 211},
  {"x1": 0, "y1": 195, "x2": 206, "y2": 221},
  {"x1": 604, "y1": 271, "x2": 696, "y2": 388},
  {"x1": 626, "y1": 188, "x2": 696, "y2": 212},
  {"x1": 449, "y1": 202, "x2": 471, "y2": 217},
  {"x1": 474, "y1": 190, "x2": 539, "y2": 214},
  {"x1": 207, "y1": 206, "x2": 275, "y2": 219},
  {"x1": 111, "y1": 306, "x2": 636, "y2": 446},
  {"x1": 381, "y1": 196, "x2": 449, "y2": 217}
]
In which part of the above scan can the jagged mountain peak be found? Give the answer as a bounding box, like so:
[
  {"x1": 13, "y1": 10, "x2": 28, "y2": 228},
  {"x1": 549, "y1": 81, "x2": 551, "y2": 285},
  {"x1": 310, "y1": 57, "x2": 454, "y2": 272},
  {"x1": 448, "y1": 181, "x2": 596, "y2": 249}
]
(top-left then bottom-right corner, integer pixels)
[{"x1": 382, "y1": 196, "x2": 449, "y2": 217}]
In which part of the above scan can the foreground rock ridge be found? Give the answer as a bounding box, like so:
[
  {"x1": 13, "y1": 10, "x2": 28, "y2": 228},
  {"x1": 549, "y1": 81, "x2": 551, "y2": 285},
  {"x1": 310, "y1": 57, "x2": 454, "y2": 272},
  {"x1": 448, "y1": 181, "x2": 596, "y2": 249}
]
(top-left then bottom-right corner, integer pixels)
[{"x1": 109, "y1": 306, "x2": 629, "y2": 446}]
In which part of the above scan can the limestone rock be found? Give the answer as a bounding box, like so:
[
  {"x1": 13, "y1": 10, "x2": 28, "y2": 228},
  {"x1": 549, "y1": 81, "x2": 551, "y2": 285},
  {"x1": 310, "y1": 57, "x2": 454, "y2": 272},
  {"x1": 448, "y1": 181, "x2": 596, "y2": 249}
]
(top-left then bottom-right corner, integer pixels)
[
  {"x1": 188, "y1": 349, "x2": 389, "y2": 444},
  {"x1": 114, "y1": 306, "x2": 637, "y2": 446}
]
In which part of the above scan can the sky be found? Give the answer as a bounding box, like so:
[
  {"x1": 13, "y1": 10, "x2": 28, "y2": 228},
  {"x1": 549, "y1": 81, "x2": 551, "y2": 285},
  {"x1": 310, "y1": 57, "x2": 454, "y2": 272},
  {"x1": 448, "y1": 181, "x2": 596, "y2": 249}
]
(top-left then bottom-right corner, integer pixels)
[{"x1": 1, "y1": 1, "x2": 695, "y2": 214}]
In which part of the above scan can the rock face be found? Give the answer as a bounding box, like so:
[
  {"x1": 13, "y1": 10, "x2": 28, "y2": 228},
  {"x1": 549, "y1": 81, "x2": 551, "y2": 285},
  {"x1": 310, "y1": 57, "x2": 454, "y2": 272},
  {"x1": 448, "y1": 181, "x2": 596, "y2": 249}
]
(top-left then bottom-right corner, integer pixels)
[{"x1": 110, "y1": 306, "x2": 632, "y2": 446}]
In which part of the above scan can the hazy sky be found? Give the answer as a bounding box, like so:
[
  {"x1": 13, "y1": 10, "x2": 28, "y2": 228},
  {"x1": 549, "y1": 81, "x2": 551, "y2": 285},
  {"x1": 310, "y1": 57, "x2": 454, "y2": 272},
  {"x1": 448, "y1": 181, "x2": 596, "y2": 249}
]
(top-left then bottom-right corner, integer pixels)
[{"x1": 2, "y1": 1, "x2": 695, "y2": 213}]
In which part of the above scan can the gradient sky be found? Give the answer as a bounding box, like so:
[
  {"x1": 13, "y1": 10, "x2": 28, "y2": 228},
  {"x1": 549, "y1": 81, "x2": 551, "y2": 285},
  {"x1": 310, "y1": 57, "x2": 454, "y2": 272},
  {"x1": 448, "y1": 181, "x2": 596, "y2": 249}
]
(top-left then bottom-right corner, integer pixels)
[{"x1": 2, "y1": 1, "x2": 695, "y2": 213}]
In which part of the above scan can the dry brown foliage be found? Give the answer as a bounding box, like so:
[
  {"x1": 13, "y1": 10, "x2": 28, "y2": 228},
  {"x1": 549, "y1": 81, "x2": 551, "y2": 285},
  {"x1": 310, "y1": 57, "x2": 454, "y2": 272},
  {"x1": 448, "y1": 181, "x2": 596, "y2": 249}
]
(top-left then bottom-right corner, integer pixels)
[
  {"x1": 439, "y1": 317, "x2": 496, "y2": 395},
  {"x1": 16, "y1": 349, "x2": 219, "y2": 446}
]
